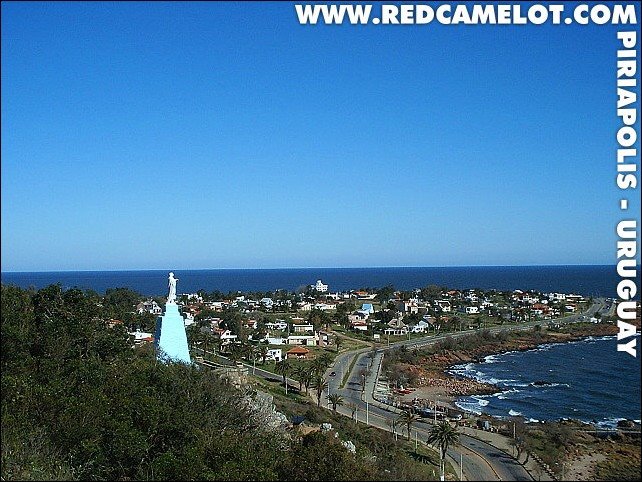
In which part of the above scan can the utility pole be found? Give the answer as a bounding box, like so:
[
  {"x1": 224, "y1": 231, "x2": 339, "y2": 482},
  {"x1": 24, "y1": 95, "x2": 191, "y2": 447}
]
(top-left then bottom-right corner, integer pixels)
[
  {"x1": 460, "y1": 453, "x2": 463, "y2": 481},
  {"x1": 366, "y1": 401, "x2": 369, "y2": 425}
]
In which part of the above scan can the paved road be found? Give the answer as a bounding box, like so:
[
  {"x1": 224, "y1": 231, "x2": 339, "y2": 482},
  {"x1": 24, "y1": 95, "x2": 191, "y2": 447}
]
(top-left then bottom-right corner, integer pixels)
[
  {"x1": 327, "y1": 300, "x2": 604, "y2": 480},
  {"x1": 241, "y1": 300, "x2": 603, "y2": 480}
]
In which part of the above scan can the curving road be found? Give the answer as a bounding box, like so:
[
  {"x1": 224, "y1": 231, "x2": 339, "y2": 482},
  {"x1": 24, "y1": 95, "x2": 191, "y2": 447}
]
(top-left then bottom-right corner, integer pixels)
[{"x1": 326, "y1": 299, "x2": 604, "y2": 480}]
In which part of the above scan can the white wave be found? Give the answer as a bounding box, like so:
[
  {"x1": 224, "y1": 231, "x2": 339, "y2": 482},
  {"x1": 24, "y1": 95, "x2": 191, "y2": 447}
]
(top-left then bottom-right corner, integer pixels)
[
  {"x1": 527, "y1": 418, "x2": 541, "y2": 423},
  {"x1": 497, "y1": 388, "x2": 522, "y2": 400},
  {"x1": 593, "y1": 418, "x2": 626, "y2": 429},
  {"x1": 484, "y1": 354, "x2": 500, "y2": 363},
  {"x1": 454, "y1": 401, "x2": 482, "y2": 415},
  {"x1": 471, "y1": 396, "x2": 490, "y2": 407},
  {"x1": 509, "y1": 409, "x2": 522, "y2": 416}
]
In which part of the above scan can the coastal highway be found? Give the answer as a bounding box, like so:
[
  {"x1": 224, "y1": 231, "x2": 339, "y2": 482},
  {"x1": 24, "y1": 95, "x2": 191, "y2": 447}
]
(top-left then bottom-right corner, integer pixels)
[
  {"x1": 326, "y1": 300, "x2": 604, "y2": 480},
  {"x1": 238, "y1": 300, "x2": 603, "y2": 480}
]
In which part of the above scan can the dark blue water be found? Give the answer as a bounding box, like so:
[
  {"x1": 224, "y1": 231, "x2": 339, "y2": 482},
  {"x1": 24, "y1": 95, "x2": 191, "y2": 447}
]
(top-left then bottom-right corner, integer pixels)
[
  {"x1": 452, "y1": 335, "x2": 642, "y2": 427},
  {"x1": 0, "y1": 265, "x2": 624, "y2": 297}
]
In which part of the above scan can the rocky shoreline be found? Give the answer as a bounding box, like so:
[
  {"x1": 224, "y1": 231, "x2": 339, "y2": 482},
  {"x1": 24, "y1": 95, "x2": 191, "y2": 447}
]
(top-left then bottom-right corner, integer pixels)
[{"x1": 394, "y1": 322, "x2": 621, "y2": 408}]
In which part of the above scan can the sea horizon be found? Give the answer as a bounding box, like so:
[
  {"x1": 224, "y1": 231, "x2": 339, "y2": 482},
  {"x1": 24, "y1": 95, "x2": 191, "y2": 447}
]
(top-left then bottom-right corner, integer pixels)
[
  {"x1": 1, "y1": 264, "x2": 630, "y2": 299},
  {"x1": 0, "y1": 263, "x2": 615, "y2": 274}
]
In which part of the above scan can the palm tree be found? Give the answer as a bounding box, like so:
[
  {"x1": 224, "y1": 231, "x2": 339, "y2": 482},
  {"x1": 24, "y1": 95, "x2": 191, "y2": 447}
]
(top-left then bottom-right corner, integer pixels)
[
  {"x1": 312, "y1": 374, "x2": 328, "y2": 407},
  {"x1": 397, "y1": 410, "x2": 420, "y2": 441},
  {"x1": 427, "y1": 421, "x2": 460, "y2": 481},
  {"x1": 292, "y1": 365, "x2": 307, "y2": 393},
  {"x1": 258, "y1": 343, "x2": 269, "y2": 364},
  {"x1": 275, "y1": 359, "x2": 291, "y2": 391},
  {"x1": 327, "y1": 393, "x2": 344, "y2": 411},
  {"x1": 334, "y1": 336, "x2": 343, "y2": 353},
  {"x1": 302, "y1": 368, "x2": 313, "y2": 394}
]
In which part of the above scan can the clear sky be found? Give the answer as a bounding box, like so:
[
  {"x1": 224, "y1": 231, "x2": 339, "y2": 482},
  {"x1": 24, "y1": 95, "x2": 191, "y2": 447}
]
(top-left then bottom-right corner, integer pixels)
[{"x1": 1, "y1": 1, "x2": 640, "y2": 271}]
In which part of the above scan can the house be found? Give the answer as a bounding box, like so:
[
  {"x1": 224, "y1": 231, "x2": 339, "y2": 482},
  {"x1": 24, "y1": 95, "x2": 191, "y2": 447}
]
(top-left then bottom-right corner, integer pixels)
[
  {"x1": 312, "y1": 280, "x2": 329, "y2": 292},
  {"x1": 566, "y1": 294, "x2": 584, "y2": 303},
  {"x1": 130, "y1": 330, "x2": 154, "y2": 345},
  {"x1": 286, "y1": 346, "x2": 311, "y2": 359},
  {"x1": 361, "y1": 303, "x2": 375, "y2": 314},
  {"x1": 267, "y1": 337, "x2": 285, "y2": 345},
  {"x1": 265, "y1": 320, "x2": 288, "y2": 331},
  {"x1": 548, "y1": 293, "x2": 566, "y2": 302},
  {"x1": 465, "y1": 306, "x2": 479, "y2": 315},
  {"x1": 314, "y1": 302, "x2": 335, "y2": 311},
  {"x1": 437, "y1": 300, "x2": 452, "y2": 312},
  {"x1": 205, "y1": 301, "x2": 226, "y2": 311},
  {"x1": 384, "y1": 327, "x2": 408, "y2": 336},
  {"x1": 293, "y1": 324, "x2": 314, "y2": 333},
  {"x1": 316, "y1": 330, "x2": 331, "y2": 346},
  {"x1": 287, "y1": 335, "x2": 316, "y2": 346},
  {"x1": 108, "y1": 319, "x2": 124, "y2": 329},
  {"x1": 298, "y1": 302, "x2": 314, "y2": 311},
  {"x1": 213, "y1": 328, "x2": 238, "y2": 344},
  {"x1": 353, "y1": 290, "x2": 377, "y2": 300},
  {"x1": 356, "y1": 308, "x2": 372, "y2": 319},
  {"x1": 410, "y1": 320, "x2": 430, "y2": 333},
  {"x1": 260, "y1": 298, "x2": 274, "y2": 309},
  {"x1": 267, "y1": 348, "x2": 282, "y2": 362},
  {"x1": 136, "y1": 299, "x2": 162, "y2": 315},
  {"x1": 351, "y1": 321, "x2": 368, "y2": 332},
  {"x1": 243, "y1": 319, "x2": 259, "y2": 330},
  {"x1": 396, "y1": 300, "x2": 420, "y2": 314}
]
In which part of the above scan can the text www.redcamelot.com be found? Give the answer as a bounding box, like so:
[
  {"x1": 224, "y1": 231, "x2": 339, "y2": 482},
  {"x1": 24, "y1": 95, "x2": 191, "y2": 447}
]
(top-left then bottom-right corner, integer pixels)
[{"x1": 295, "y1": 3, "x2": 637, "y2": 25}]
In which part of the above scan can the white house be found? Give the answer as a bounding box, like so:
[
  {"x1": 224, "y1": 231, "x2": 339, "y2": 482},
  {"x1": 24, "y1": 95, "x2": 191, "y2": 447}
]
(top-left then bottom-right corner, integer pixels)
[
  {"x1": 129, "y1": 330, "x2": 154, "y2": 345},
  {"x1": 260, "y1": 298, "x2": 274, "y2": 309},
  {"x1": 437, "y1": 300, "x2": 452, "y2": 313},
  {"x1": 266, "y1": 348, "x2": 282, "y2": 362},
  {"x1": 292, "y1": 324, "x2": 314, "y2": 333},
  {"x1": 465, "y1": 306, "x2": 479, "y2": 315},
  {"x1": 312, "y1": 280, "x2": 329, "y2": 292},
  {"x1": 265, "y1": 321, "x2": 288, "y2": 331},
  {"x1": 384, "y1": 327, "x2": 408, "y2": 336},
  {"x1": 136, "y1": 300, "x2": 162, "y2": 316},
  {"x1": 287, "y1": 335, "x2": 316, "y2": 346},
  {"x1": 410, "y1": 320, "x2": 430, "y2": 333}
]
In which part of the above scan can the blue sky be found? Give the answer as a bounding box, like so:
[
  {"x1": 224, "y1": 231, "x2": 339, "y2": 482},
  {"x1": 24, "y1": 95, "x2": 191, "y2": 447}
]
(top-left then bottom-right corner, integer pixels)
[{"x1": 2, "y1": 1, "x2": 639, "y2": 271}]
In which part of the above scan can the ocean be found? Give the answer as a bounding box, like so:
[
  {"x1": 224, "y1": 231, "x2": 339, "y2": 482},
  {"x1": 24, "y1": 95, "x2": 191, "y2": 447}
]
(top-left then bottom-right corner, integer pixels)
[
  {"x1": 451, "y1": 335, "x2": 642, "y2": 427},
  {"x1": 0, "y1": 265, "x2": 626, "y2": 297}
]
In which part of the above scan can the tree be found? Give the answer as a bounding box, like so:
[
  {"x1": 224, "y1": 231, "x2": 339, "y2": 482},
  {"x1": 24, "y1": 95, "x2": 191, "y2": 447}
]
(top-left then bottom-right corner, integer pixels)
[
  {"x1": 327, "y1": 393, "x2": 344, "y2": 411},
  {"x1": 292, "y1": 365, "x2": 308, "y2": 393},
  {"x1": 302, "y1": 368, "x2": 314, "y2": 395},
  {"x1": 334, "y1": 336, "x2": 343, "y2": 353},
  {"x1": 397, "y1": 410, "x2": 420, "y2": 441},
  {"x1": 427, "y1": 421, "x2": 460, "y2": 481},
  {"x1": 275, "y1": 359, "x2": 291, "y2": 388},
  {"x1": 312, "y1": 374, "x2": 328, "y2": 407},
  {"x1": 257, "y1": 343, "x2": 269, "y2": 364}
]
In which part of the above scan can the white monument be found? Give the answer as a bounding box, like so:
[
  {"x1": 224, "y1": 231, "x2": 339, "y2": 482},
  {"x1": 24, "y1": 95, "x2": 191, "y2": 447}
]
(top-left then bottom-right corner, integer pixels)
[
  {"x1": 154, "y1": 272, "x2": 191, "y2": 364},
  {"x1": 167, "y1": 272, "x2": 178, "y2": 304}
]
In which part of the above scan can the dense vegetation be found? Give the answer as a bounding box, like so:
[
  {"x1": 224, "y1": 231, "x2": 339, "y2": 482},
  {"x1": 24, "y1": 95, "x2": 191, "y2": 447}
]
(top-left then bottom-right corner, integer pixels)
[{"x1": 1, "y1": 284, "x2": 441, "y2": 480}]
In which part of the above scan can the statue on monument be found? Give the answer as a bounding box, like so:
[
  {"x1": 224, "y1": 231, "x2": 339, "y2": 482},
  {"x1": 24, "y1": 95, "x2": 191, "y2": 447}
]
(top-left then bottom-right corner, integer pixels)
[{"x1": 167, "y1": 272, "x2": 178, "y2": 304}]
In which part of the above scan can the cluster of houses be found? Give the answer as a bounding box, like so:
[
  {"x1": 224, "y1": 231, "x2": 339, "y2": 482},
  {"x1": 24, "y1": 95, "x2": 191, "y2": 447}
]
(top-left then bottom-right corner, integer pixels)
[
  {"x1": 123, "y1": 280, "x2": 592, "y2": 355},
  {"x1": 341, "y1": 288, "x2": 589, "y2": 338}
]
